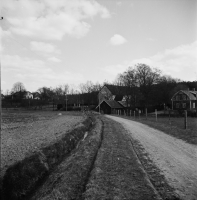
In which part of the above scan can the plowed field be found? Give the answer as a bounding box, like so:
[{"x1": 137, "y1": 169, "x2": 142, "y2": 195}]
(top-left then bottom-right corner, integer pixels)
[{"x1": 1, "y1": 110, "x2": 85, "y2": 177}]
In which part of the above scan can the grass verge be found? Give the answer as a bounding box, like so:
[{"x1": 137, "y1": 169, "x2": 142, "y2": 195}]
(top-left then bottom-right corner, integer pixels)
[{"x1": 113, "y1": 115, "x2": 197, "y2": 145}]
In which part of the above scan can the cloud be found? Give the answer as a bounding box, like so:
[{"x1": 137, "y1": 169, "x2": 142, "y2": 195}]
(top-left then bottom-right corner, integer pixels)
[
  {"x1": 103, "y1": 41, "x2": 197, "y2": 81},
  {"x1": 48, "y1": 57, "x2": 61, "y2": 62},
  {"x1": 2, "y1": 55, "x2": 50, "y2": 74},
  {"x1": 2, "y1": 0, "x2": 110, "y2": 40},
  {"x1": 116, "y1": 2, "x2": 122, "y2": 6},
  {"x1": 0, "y1": 27, "x2": 11, "y2": 53},
  {"x1": 130, "y1": 41, "x2": 197, "y2": 80},
  {"x1": 110, "y1": 34, "x2": 127, "y2": 45},
  {"x1": 30, "y1": 41, "x2": 61, "y2": 55},
  {"x1": 1, "y1": 54, "x2": 84, "y2": 91},
  {"x1": 103, "y1": 63, "x2": 128, "y2": 77},
  {"x1": 148, "y1": 38, "x2": 157, "y2": 42}
]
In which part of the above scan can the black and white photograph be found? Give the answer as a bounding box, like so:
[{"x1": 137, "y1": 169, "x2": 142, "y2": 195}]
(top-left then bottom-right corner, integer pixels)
[{"x1": 0, "y1": 0, "x2": 197, "y2": 199}]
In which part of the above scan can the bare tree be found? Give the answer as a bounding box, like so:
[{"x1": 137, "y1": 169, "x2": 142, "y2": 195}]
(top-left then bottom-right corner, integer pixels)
[
  {"x1": 79, "y1": 81, "x2": 94, "y2": 93},
  {"x1": 54, "y1": 84, "x2": 69, "y2": 97},
  {"x1": 11, "y1": 82, "x2": 26, "y2": 93},
  {"x1": 5, "y1": 90, "x2": 10, "y2": 96},
  {"x1": 92, "y1": 82, "x2": 102, "y2": 92},
  {"x1": 37, "y1": 87, "x2": 54, "y2": 101},
  {"x1": 135, "y1": 63, "x2": 161, "y2": 106},
  {"x1": 135, "y1": 64, "x2": 161, "y2": 87}
]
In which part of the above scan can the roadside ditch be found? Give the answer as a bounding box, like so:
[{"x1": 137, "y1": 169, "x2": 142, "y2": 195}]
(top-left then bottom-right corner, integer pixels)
[
  {"x1": 29, "y1": 116, "x2": 103, "y2": 200},
  {"x1": 1, "y1": 114, "x2": 97, "y2": 200}
]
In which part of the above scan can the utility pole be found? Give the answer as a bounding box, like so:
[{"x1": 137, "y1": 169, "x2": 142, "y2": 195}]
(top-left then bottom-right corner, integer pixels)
[
  {"x1": 0, "y1": 17, "x2": 3, "y2": 131},
  {"x1": 66, "y1": 93, "x2": 68, "y2": 111},
  {"x1": 99, "y1": 93, "x2": 100, "y2": 114}
]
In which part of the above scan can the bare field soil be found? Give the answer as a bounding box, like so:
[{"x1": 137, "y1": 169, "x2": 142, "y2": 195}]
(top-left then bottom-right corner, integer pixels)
[
  {"x1": 107, "y1": 115, "x2": 197, "y2": 200},
  {"x1": 1, "y1": 110, "x2": 85, "y2": 177},
  {"x1": 114, "y1": 114, "x2": 197, "y2": 145}
]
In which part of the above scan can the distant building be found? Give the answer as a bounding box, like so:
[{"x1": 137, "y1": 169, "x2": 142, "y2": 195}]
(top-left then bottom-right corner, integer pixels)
[
  {"x1": 97, "y1": 84, "x2": 133, "y2": 114},
  {"x1": 23, "y1": 91, "x2": 33, "y2": 99},
  {"x1": 98, "y1": 100, "x2": 124, "y2": 114},
  {"x1": 171, "y1": 88, "x2": 197, "y2": 110},
  {"x1": 32, "y1": 92, "x2": 41, "y2": 100}
]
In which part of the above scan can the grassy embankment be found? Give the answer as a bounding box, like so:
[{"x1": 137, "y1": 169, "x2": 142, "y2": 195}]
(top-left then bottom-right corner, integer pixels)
[
  {"x1": 30, "y1": 117, "x2": 103, "y2": 200},
  {"x1": 114, "y1": 113, "x2": 197, "y2": 145}
]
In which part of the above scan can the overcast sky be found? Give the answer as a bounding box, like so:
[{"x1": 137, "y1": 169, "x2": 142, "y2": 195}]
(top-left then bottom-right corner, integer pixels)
[{"x1": 0, "y1": 0, "x2": 197, "y2": 93}]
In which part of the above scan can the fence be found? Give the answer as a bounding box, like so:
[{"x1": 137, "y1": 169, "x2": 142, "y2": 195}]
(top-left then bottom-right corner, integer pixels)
[{"x1": 114, "y1": 109, "x2": 197, "y2": 130}]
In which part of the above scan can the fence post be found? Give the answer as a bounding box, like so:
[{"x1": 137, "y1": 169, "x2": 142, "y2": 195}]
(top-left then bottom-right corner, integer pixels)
[
  {"x1": 145, "y1": 108, "x2": 147, "y2": 120},
  {"x1": 169, "y1": 110, "x2": 171, "y2": 125},
  {"x1": 139, "y1": 110, "x2": 141, "y2": 120},
  {"x1": 184, "y1": 110, "x2": 187, "y2": 129},
  {"x1": 155, "y1": 109, "x2": 157, "y2": 121},
  {"x1": 134, "y1": 111, "x2": 135, "y2": 119},
  {"x1": 130, "y1": 110, "x2": 131, "y2": 117}
]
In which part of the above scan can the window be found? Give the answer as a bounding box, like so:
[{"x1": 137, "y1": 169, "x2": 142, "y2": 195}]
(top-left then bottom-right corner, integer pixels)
[
  {"x1": 182, "y1": 103, "x2": 186, "y2": 108},
  {"x1": 193, "y1": 103, "x2": 196, "y2": 109},
  {"x1": 176, "y1": 103, "x2": 179, "y2": 108},
  {"x1": 182, "y1": 95, "x2": 186, "y2": 100},
  {"x1": 176, "y1": 95, "x2": 180, "y2": 100}
]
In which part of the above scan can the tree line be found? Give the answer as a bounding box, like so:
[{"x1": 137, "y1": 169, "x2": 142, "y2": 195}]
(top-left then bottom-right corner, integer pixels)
[
  {"x1": 114, "y1": 64, "x2": 197, "y2": 111},
  {"x1": 2, "y1": 63, "x2": 197, "y2": 110}
]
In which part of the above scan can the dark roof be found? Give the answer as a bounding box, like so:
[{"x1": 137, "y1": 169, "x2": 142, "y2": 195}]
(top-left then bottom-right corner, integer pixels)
[
  {"x1": 102, "y1": 100, "x2": 123, "y2": 109},
  {"x1": 172, "y1": 90, "x2": 197, "y2": 100},
  {"x1": 118, "y1": 101, "x2": 127, "y2": 107},
  {"x1": 182, "y1": 90, "x2": 197, "y2": 100},
  {"x1": 190, "y1": 91, "x2": 197, "y2": 96},
  {"x1": 105, "y1": 84, "x2": 130, "y2": 96}
]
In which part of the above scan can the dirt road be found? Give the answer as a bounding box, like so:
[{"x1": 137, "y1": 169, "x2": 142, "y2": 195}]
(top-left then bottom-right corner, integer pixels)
[{"x1": 106, "y1": 115, "x2": 197, "y2": 200}]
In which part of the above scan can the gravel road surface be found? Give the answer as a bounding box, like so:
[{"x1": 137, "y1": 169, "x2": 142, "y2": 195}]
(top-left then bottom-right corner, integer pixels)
[{"x1": 106, "y1": 115, "x2": 197, "y2": 200}]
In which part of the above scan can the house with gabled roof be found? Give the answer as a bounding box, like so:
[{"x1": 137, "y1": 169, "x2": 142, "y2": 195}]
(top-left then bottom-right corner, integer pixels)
[
  {"x1": 32, "y1": 92, "x2": 41, "y2": 100},
  {"x1": 171, "y1": 88, "x2": 197, "y2": 111},
  {"x1": 23, "y1": 91, "x2": 33, "y2": 99},
  {"x1": 98, "y1": 84, "x2": 130, "y2": 101},
  {"x1": 97, "y1": 84, "x2": 135, "y2": 114},
  {"x1": 96, "y1": 99, "x2": 124, "y2": 114},
  {"x1": 98, "y1": 84, "x2": 131, "y2": 105}
]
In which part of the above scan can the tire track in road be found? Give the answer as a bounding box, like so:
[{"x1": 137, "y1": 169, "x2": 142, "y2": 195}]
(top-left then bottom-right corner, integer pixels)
[{"x1": 84, "y1": 117, "x2": 161, "y2": 200}]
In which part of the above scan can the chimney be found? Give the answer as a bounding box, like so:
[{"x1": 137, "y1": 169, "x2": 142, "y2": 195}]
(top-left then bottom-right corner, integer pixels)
[{"x1": 193, "y1": 88, "x2": 195, "y2": 91}]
